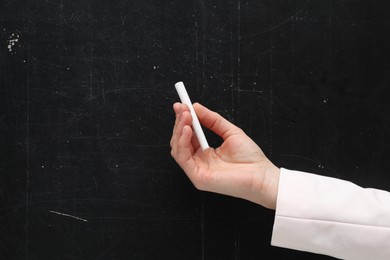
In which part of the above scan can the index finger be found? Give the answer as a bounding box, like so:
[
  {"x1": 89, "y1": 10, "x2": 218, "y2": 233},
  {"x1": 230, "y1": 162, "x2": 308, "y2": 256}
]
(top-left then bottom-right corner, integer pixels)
[{"x1": 193, "y1": 103, "x2": 242, "y2": 140}]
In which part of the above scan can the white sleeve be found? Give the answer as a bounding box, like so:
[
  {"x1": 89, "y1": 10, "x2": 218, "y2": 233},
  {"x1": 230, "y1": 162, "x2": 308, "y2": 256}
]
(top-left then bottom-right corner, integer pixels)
[{"x1": 271, "y1": 168, "x2": 390, "y2": 259}]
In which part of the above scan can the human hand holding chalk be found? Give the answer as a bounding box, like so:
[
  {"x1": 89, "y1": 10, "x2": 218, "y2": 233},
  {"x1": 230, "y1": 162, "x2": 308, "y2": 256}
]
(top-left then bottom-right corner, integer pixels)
[
  {"x1": 171, "y1": 83, "x2": 279, "y2": 209},
  {"x1": 174, "y1": 81, "x2": 209, "y2": 150}
]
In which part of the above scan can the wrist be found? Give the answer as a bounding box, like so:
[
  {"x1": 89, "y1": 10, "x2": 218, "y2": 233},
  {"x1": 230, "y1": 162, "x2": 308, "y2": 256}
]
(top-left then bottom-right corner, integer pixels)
[{"x1": 248, "y1": 161, "x2": 280, "y2": 210}]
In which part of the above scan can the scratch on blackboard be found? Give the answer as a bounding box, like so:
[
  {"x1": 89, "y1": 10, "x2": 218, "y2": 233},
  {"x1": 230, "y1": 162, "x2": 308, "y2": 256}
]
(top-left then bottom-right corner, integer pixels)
[
  {"x1": 49, "y1": 210, "x2": 88, "y2": 222},
  {"x1": 231, "y1": 0, "x2": 242, "y2": 123},
  {"x1": 237, "y1": 89, "x2": 263, "y2": 93},
  {"x1": 236, "y1": 0, "x2": 241, "y2": 123},
  {"x1": 235, "y1": 228, "x2": 240, "y2": 260},
  {"x1": 200, "y1": 194, "x2": 205, "y2": 260},
  {"x1": 237, "y1": 0, "x2": 241, "y2": 92},
  {"x1": 269, "y1": 35, "x2": 274, "y2": 159},
  {"x1": 201, "y1": 194, "x2": 205, "y2": 260},
  {"x1": 26, "y1": 46, "x2": 31, "y2": 260},
  {"x1": 246, "y1": 0, "x2": 310, "y2": 37},
  {"x1": 92, "y1": 175, "x2": 98, "y2": 189}
]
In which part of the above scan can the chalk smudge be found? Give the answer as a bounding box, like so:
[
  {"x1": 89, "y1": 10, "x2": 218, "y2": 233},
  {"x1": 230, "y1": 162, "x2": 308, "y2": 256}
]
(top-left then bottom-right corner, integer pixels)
[{"x1": 49, "y1": 210, "x2": 88, "y2": 222}]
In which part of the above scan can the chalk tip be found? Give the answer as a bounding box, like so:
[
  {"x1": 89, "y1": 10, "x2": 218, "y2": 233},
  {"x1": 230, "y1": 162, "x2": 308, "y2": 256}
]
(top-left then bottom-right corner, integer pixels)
[{"x1": 175, "y1": 81, "x2": 184, "y2": 87}]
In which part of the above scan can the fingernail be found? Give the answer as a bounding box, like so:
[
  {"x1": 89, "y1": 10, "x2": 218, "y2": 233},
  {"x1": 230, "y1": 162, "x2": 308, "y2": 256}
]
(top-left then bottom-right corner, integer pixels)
[{"x1": 178, "y1": 104, "x2": 183, "y2": 120}]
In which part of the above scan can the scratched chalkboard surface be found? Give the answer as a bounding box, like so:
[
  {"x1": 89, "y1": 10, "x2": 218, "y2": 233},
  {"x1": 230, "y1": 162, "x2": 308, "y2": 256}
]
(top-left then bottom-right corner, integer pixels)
[{"x1": 1, "y1": 0, "x2": 390, "y2": 259}]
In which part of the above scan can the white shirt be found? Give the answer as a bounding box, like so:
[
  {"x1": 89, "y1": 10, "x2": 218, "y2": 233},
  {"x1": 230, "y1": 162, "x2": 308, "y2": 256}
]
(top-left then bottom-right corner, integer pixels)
[{"x1": 271, "y1": 168, "x2": 390, "y2": 259}]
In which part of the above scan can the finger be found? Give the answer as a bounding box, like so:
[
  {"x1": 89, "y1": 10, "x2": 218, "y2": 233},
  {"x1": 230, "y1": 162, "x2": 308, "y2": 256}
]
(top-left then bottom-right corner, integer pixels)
[
  {"x1": 190, "y1": 130, "x2": 201, "y2": 151},
  {"x1": 173, "y1": 102, "x2": 181, "y2": 121},
  {"x1": 171, "y1": 103, "x2": 182, "y2": 140},
  {"x1": 171, "y1": 108, "x2": 193, "y2": 154},
  {"x1": 194, "y1": 103, "x2": 241, "y2": 140},
  {"x1": 170, "y1": 103, "x2": 181, "y2": 148},
  {"x1": 176, "y1": 125, "x2": 197, "y2": 175},
  {"x1": 172, "y1": 103, "x2": 190, "y2": 141},
  {"x1": 174, "y1": 104, "x2": 201, "y2": 151}
]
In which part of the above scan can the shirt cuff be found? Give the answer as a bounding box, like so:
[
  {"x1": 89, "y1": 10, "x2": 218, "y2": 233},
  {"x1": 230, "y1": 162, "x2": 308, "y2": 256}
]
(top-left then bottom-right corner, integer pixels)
[{"x1": 270, "y1": 168, "x2": 390, "y2": 259}]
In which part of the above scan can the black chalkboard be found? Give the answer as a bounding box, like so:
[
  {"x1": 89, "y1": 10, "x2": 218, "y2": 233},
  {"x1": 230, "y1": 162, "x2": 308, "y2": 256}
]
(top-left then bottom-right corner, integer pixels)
[{"x1": 1, "y1": 0, "x2": 390, "y2": 259}]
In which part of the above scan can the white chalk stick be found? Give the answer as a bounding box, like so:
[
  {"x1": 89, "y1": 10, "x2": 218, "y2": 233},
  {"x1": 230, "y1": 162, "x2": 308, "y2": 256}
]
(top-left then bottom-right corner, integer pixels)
[{"x1": 175, "y1": 81, "x2": 209, "y2": 150}]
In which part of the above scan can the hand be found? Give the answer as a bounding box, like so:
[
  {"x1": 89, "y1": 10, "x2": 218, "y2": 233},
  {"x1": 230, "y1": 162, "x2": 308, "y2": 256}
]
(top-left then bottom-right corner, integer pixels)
[{"x1": 170, "y1": 102, "x2": 280, "y2": 209}]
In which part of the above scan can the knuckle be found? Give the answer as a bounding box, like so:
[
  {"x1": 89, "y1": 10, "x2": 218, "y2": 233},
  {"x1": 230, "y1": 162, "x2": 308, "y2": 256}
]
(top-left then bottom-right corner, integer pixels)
[
  {"x1": 191, "y1": 173, "x2": 210, "y2": 192},
  {"x1": 193, "y1": 179, "x2": 206, "y2": 191},
  {"x1": 192, "y1": 181, "x2": 203, "y2": 191},
  {"x1": 170, "y1": 148, "x2": 176, "y2": 158}
]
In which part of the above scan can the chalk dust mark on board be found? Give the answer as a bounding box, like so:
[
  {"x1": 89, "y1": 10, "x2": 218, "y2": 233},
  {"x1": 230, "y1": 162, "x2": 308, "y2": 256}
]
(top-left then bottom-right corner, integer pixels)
[
  {"x1": 245, "y1": 0, "x2": 310, "y2": 38},
  {"x1": 7, "y1": 32, "x2": 20, "y2": 53},
  {"x1": 49, "y1": 210, "x2": 88, "y2": 222}
]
